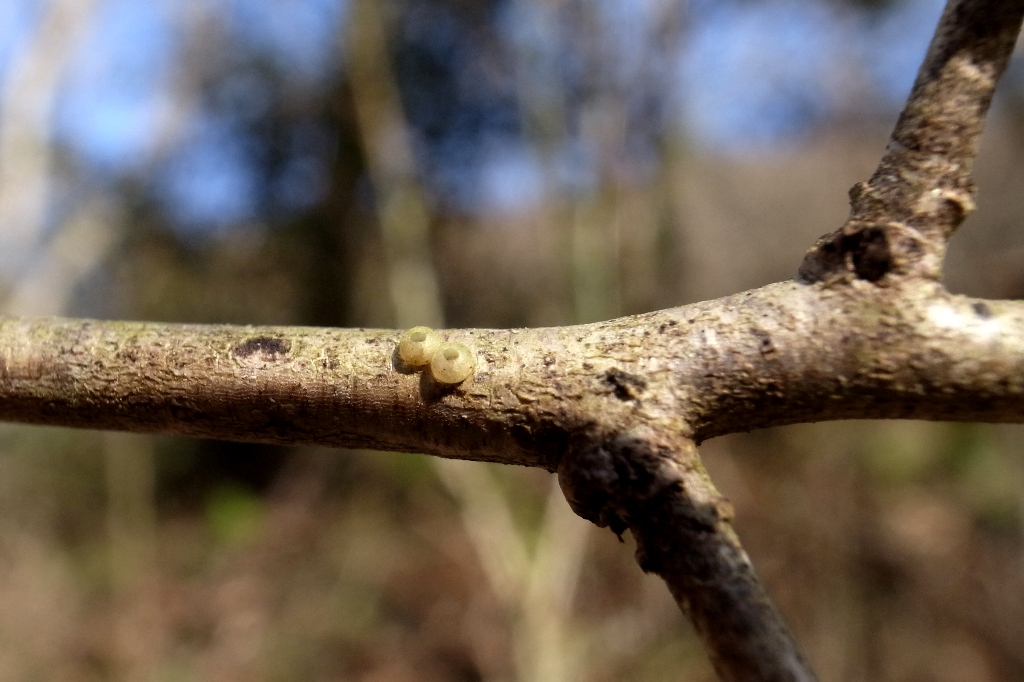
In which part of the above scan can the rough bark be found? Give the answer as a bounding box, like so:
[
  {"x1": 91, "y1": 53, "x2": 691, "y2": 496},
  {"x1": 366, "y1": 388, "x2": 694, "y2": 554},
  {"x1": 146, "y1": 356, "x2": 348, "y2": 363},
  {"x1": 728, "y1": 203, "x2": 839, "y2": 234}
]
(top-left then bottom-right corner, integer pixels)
[
  {"x1": 1, "y1": 281, "x2": 1022, "y2": 456},
  {"x1": 800, "y1": 0, "x2": 1024, "y2": 286},
  {"x1": 1, "y1": 0, "x2": 1022, "y2": 679}
]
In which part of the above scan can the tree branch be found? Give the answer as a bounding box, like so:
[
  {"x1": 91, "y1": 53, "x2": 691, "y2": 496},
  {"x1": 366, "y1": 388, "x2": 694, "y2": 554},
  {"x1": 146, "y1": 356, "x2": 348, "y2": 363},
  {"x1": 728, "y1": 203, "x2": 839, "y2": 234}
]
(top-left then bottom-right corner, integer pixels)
[
  {"x1": 800, "y1": 0, "x2": 1024, "y2": 284},
  {"x1": 1, "y1": 0, "x2": 1022, "y2": 680},
  {"x1": 2, "y1": 281, "x2": 1021, "y2": 457},
  {"x1": 558, "y1": 428, "x2": 816, "y2": 682}
]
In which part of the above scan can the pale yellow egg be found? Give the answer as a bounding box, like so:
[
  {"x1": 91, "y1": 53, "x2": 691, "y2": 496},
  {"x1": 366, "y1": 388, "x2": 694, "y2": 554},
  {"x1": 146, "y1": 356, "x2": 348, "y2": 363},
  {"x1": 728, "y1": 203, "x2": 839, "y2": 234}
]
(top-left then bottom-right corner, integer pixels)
[
  {"x1": 430, "y1": 342, "x2": 476, "y2": 384},
  {"x1": 398, "y1": 326, "x2": 442, "y2": 366}
]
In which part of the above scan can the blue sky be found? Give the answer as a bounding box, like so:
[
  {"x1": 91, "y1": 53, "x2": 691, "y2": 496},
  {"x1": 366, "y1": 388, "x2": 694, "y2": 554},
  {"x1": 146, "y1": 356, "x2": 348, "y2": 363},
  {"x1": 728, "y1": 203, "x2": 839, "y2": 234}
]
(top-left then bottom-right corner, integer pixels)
[
  {"x1": 0, "y1": 0, "x2": 952, "y2": 227},
  {"x1": 679, "y1": 0, "x2": 949, "y2": 148}
]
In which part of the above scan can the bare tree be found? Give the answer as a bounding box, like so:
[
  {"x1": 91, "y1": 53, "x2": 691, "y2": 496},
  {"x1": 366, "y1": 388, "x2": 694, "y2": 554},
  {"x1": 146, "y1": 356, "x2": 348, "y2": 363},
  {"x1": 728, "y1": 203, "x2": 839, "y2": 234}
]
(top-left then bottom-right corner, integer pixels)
[{"x1": 1, "y1": 0, "x2": 1022, "y2": 679}]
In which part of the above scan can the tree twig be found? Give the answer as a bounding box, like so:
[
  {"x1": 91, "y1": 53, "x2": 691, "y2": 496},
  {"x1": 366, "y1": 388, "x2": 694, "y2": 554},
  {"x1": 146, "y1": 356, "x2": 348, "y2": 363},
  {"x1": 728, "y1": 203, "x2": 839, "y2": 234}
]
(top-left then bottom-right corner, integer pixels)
[
  {"x1": 800, "y1": 0, "x2": 1024, "y2": 284},
  {"x1": 558, "y1": 429, "x2": 815, "y2": 682}
]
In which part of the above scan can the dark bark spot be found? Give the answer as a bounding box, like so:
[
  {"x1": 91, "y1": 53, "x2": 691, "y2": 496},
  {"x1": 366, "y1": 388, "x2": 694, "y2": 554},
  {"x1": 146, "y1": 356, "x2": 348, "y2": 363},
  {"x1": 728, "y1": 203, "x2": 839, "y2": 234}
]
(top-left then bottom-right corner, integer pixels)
[
  {"x1": 559, "y1": 434, "x2": 665, "y2": 538},
  {"x1": 604, "y1": 368, "x2": 647, "y2": 401},
  {"x1": 972, "y1": 301, "x2": 992, "y2": 319},
  {"x1": 511, "y1": 424, "x2": 532, "y2": 450},
  {"x1": 797, "y1": 231, "x2": 847, "y2": 282},
  {"x1": 850, "y1": 227, "x2": 891, "y2": 281},
  {"x1": 752, "y1": 329, "x2": 775, "y2": 355},
  {"x1": 233, "y1": 337, "x2": 291, "y2": 359},
  {"x1": 512, "y1": 422, "x2": 571, "y2": 472},
  {"x1": 798, "y1": 224, "x2": 892, "y2": 283}
]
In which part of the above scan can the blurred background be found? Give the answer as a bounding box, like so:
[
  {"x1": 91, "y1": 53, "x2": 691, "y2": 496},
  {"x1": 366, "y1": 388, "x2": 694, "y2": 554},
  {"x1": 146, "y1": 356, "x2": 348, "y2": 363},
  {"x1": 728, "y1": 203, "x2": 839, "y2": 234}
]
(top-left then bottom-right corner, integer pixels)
[{"x1": 0, "y1": 0, "x2": 1023, "y2": 679}]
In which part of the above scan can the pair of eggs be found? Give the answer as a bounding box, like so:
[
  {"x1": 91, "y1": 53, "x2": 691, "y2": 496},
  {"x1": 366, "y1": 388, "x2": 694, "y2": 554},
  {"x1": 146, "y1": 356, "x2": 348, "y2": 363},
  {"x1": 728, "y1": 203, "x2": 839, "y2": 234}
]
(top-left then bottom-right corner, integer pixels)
[{"x1": 398, "y1": 326, "x2": 476, "y2": 384}]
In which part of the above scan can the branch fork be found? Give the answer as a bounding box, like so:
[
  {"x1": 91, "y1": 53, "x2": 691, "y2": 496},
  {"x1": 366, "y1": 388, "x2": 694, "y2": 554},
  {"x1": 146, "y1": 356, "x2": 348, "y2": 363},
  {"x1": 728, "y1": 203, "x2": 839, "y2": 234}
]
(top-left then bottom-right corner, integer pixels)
[{"x1": 0, "y1": 0, "x2": 1022, "y2": 680}]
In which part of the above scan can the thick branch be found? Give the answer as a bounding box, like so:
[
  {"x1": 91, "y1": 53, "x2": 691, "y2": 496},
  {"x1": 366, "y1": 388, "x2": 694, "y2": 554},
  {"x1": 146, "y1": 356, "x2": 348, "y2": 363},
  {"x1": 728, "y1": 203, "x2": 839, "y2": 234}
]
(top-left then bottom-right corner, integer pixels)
[
  {"x1": 0, "y1": 317, "x2": 568, "y2": 468},
  {"x1": 1, "y1": 280, "x2": 1022, "y2": 457},
  {"x1": 685, "y1": 280, "x2": 1024, "y2": 442}
]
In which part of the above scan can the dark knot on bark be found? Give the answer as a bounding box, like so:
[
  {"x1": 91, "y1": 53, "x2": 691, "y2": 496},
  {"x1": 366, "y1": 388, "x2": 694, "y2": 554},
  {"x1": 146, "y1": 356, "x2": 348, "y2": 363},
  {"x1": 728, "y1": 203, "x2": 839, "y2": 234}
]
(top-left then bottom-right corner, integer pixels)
[{"x1": 797, "y1": 220, "x2": 943, "y2": 285}]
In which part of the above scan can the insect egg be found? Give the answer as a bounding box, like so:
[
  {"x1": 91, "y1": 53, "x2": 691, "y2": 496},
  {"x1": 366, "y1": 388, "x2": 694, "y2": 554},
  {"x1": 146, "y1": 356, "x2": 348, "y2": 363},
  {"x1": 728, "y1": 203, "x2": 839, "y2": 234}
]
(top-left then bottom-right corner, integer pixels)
[
  {"x1": 398, "y1": 326, "x2": 441, "y2": 366},
  {"x1": 430, "y1": 342, "x2": 476, "y2": 384}
]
